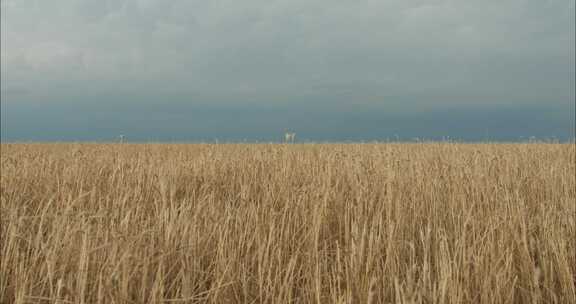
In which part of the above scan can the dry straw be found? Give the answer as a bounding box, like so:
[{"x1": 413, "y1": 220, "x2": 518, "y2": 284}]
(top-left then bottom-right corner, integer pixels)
[{"x1": 1, "y1": 143, "x2": 574, "y2": 303}]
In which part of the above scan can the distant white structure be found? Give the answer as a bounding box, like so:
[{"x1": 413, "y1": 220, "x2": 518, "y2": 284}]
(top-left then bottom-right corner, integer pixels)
[
  {"x1": 118, "y1": 135, "x2": 125, "y2": 143},
  {"x1": 284, "y1": 131, "x2": 296, "y2": 143}
]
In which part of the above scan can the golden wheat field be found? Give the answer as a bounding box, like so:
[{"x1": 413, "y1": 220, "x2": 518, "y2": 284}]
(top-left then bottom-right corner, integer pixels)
[{"x1": 1, "y1": 143, "x2": 575, "y2": 304}]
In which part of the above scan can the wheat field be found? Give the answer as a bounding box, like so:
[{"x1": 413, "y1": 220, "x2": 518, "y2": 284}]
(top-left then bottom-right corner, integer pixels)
[{"x1": 1, "y1": 143, "x2": 574, "y2": 303}]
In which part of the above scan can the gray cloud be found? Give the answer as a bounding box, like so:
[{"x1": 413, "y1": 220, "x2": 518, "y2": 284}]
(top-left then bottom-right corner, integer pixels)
[{"x1": 1, "y1": 0, "x2": 574, "y2": 140}]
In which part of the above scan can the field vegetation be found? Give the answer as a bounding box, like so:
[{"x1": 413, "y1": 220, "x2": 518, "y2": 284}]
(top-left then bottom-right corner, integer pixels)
[{"x1": 1, "y1": 143, "x2": 575, "y2": 303}]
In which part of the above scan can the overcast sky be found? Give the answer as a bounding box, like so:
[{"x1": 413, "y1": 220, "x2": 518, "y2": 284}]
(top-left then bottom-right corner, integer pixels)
[{"x1": 1, "y1": 0, "x2": 574, "y2": 141}]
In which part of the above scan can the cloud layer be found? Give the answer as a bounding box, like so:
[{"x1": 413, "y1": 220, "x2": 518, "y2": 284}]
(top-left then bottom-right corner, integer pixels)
[{"x1": 1, "y1": 0, "x2": 574, "y2": 140}]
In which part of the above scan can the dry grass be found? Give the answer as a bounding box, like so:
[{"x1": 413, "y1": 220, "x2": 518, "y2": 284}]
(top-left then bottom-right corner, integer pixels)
[{"x1": 1, "y1": 143, "x2": 575, "y2": 303}]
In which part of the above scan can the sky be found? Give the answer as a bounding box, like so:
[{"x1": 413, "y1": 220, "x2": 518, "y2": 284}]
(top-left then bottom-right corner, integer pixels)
[{"x1": 1, "y1": 0, "x2": 575, "y2": 142}]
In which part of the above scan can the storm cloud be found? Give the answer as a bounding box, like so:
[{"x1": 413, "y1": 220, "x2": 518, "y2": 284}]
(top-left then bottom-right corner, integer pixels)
[{"x1": 1, "y1": 0, "x2": 574, "y2": 141}]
